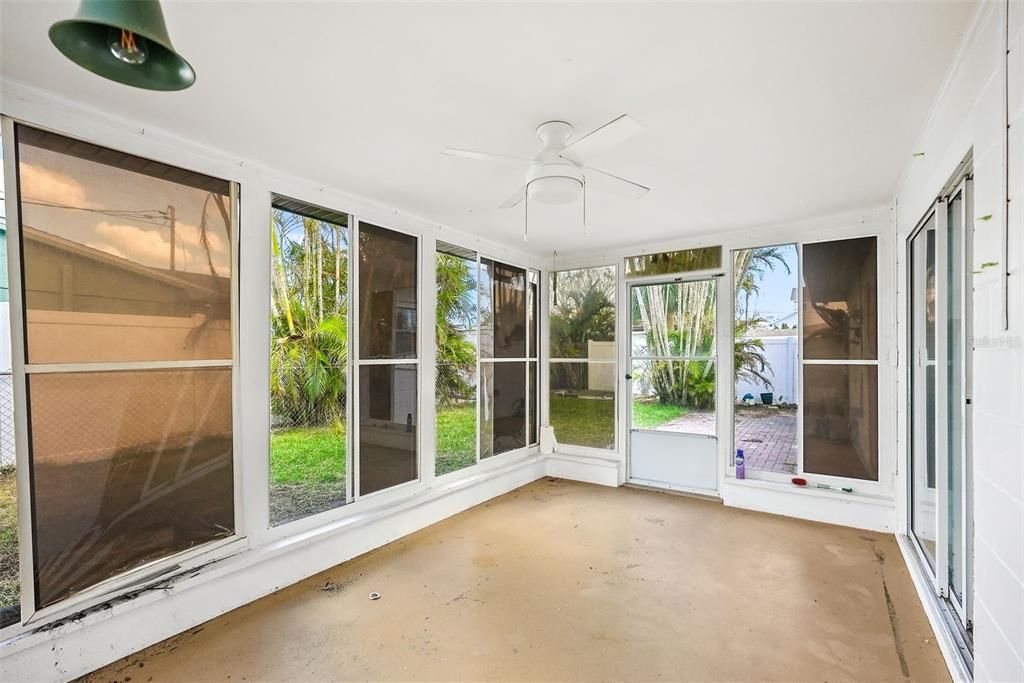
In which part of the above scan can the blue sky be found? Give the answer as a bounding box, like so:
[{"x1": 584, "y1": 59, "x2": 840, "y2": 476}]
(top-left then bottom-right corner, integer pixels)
[{"x1": 740, "y1": 243, "x2": 798, "y2": 326}]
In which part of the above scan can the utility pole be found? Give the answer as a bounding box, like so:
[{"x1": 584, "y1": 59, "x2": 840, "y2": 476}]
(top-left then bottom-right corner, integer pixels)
[{"x1": 168, "y1": 204, "x2": 176, "y2": 270}]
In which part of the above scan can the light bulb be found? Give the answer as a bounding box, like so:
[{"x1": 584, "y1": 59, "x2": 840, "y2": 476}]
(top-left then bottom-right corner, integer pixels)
[{"x1": 109, "y1": 29, "x2": 148, "y2": 65}]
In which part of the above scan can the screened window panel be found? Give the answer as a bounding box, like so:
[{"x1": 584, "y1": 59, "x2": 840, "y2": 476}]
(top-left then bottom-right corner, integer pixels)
[
  {"x1": 358, "y1": 364, "x2": 417, "y2": 495},
  {"x1": 358, "y1": 223, "x2": 417, "y2": 360},
  {"x1": 549, "y1": 266, "x2": 616, "y2": 359},
  {"x1": 491, "y1": 361, "x2": 526, "y2": 454},
  {"x1": 268, "y1": 204, "x2": 349, "y2": 527},
  {"x1": 16, "y1": 125, "x2": 232, "y2": 364},
  {"x1": 490, "y1": 261, "x2": 526, "y2": 359},
  {"x1": 625, "y1": 246, "x2": 721, "y2": 277},
  {"x1": 549, "y1": 362, "x2": 615, "y2": 449},
  {"x1": 803, "y1": 364, "x2": 879, "y2": 481},
  {"x1": 29, "y1": 368, "x2": 234, "y2": 608},
  {"x1": 802, "y1": 237, "x2": 878, "y2": 361}
]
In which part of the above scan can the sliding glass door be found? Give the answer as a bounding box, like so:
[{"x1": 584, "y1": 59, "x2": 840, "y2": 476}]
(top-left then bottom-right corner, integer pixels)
[{"x1": 908, "y1": 177, "x2": 973, "y2": 636}]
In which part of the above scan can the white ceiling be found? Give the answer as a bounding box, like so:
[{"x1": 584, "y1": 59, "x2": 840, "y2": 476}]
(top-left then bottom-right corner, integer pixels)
[{"x1": 0, "y1": 1, "x2": 974, "y2": 256}]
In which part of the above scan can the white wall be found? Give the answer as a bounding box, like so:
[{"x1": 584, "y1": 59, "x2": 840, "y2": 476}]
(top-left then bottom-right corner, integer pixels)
[
  {"x1": 895, "y1": 2, "x2": 1023, "y2": 680},
  {"x1": 734, "y1": 334, "x2": 798, "y2": 403}
]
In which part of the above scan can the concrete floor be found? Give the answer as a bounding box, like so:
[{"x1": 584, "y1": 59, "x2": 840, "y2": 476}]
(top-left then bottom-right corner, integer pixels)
[{"x1": 86, "y1": 479, "x2": 949, "y2": 682}]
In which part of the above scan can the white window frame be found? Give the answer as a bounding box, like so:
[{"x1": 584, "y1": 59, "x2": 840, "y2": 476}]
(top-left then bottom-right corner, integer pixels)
[
  {"x1": 266, "y1": 196, "x2": 355, "y2": 526},
  {"x1": 904, "y1": 173, "x2": 974, "y2": 635},
  {"x1": 727, "y1": 242, "x2": 800, "y2": 481},
  {"x1": 1, "y1": 115, "x2": 245, "y2": 627},
  {"x1": 547, "y1": 264, "x2": 619, "y2": 454}
]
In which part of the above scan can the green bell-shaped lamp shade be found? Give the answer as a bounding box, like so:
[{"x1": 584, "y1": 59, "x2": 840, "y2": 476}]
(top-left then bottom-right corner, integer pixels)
[{"x1": 49, "y1": 0, "x2": 195, "y2": 91}]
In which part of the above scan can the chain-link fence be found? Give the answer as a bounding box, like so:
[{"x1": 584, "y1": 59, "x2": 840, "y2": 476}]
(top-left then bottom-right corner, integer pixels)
[{"x1": 0, "y1": 374, "x2": 15, "y2": 468}]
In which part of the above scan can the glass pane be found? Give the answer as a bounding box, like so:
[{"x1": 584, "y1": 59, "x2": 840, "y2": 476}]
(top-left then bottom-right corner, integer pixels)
[
  {"x1": 16, "y1": 125, "x2": 232, "y2": 364},
  {"x1": 732, "y1": 245, "x2": 799, "y2": 474},
  {"x1": 631, "y1": 359, "x2": 716, "y2": 435},
  {"x1": 358, "y1": 223, "x2": 417, "y2": 360},
  {"x1": 625, "y1": 246, "x2": 721, "y2": 277},
  {"x1": 492, "y1": 361, "x2": 526, "y2": 454},
  {"x1": 358, "y1": 364, "x2": 417, "y2": 495},
  {"x1": 631, "y1": 280, "x2": 716, "y2": 358},
  {"x1": 436, "y1": 364, "x2": 476, "y2": 476},
  {"x1": 269, "y1": 204, "x2": 349, "y2": 526},
  {"x1": 910, "y1": 218, "x2": 937, "y2": 567},
  {"x1": 528, "y1": 361, "x2": 538, "y2": 445},
  {"x1": 803, "y1": 364, "x2": 879, "y2": 481},
  {"x1": 435, "y1": 244, "x2": 479, "y2": 476},
  {"x1": 491, "y1": 261, "x2": 526, "y2": 359},
  {"x1": 947, "y1": 192, "x2": 965, "y2": 601},
  {"x1": 479, "y1": 362, "x2": 494, "y2": 458},
  {"x1": 479, "y1": 259, "x2": 494, "y2": 360},
  {"x1": 549, "y1": 266, "x2": 616, "y2": 359},
  {"x1": 0, "y1": 130, "x2": 18, "y2": 627},
  {"x1": 29, "y1": 368, "x2": 234, "y2": 608},
  {"x1": 550, "y1": 362, "x2": 615, "y2": 449},
  {"x1": 802, "y1": 237, "x2": 878, "y2": 360},
  {"x1": 528, "y1": 270, "x2": 538, "y2": 359}
]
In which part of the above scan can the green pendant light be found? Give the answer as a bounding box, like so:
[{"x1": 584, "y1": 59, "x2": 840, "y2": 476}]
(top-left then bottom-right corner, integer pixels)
[{"x1": 49, "y1": 0, "x2": 195, "y2": 91}]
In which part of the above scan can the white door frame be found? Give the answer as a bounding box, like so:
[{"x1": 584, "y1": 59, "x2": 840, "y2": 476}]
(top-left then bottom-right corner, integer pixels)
[{"x1": 625, "y1": 274, "x2": 722, "y2": 495}]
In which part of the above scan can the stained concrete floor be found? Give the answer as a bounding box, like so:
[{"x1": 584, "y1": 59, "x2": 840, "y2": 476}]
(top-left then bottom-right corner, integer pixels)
[{"x1": 86, "y1": 479, "x2": 949, "y2": 682}]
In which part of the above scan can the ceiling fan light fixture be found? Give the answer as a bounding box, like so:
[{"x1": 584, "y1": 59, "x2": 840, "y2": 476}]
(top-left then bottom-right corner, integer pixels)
[
  {"x1": 527, "y1": 175, "x2": 583, "y2": 206},
  {"x1": 525, "y1": 160, "x2": 583, "y2": 206}
]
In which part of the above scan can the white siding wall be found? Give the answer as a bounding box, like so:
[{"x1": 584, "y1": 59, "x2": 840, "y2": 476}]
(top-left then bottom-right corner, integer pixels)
[{"x1": 896, "y1": 3, "x2": 1024, "y2": 680}]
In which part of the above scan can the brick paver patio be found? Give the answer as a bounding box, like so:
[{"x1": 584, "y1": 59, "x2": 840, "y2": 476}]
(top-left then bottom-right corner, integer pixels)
[{"x1": 660, "y1": 409, "x2": 797, "y2": 474}]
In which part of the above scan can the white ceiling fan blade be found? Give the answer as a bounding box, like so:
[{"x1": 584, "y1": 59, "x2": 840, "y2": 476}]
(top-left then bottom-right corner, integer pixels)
[
  {"x1": 442, "y1": 148, "x2": 532, "y2": 165},
  {"x1": 583, "y1": 165, "x2": 650, "y2": 199},
  {"x1": 560, "y1": 114, "x2": 644, "y2": 159},
  {"x1": 498, "y1": 185, "x2": 526, "y2": 208}
]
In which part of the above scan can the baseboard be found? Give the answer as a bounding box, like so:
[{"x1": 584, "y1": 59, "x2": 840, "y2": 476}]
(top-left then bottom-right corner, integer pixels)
[
  {"x1": 720, "y1": 478, "x2": 896, "y2": 532},
  {"x1": 545, "y1": 451, "x2": 621, "y2": 487},
  {"x1": 0, "y1": 456, "x2": 546, "y2": 682}
]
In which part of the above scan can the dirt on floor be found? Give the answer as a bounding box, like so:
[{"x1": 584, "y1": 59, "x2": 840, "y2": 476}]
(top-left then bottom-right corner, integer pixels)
[{"x1": 84, "y1": 479, "x2": 949, "y2": 682}]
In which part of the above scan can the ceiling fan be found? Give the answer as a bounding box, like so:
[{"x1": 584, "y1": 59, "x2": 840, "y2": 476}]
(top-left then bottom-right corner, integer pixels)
[{"x1": 441, "y1": 115, "x2": 649, "y2": 239}]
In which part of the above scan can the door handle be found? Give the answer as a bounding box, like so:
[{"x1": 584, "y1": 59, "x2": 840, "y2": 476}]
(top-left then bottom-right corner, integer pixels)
[{"x1": 625, "y1": 373, "x2": 632, "y2": 380}]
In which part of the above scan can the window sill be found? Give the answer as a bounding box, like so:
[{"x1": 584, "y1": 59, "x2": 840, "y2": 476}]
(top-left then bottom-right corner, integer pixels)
[{"x1": 722, "y1": 474, "x2": 895, "y2": 506}]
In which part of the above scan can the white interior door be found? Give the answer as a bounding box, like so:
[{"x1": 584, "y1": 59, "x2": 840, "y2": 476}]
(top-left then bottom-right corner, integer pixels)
[{"x1": 627, "y1": 279, "x2": 719, "y2": 494}]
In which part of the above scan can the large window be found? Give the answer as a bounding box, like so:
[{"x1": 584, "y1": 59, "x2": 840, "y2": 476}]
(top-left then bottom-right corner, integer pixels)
[
  {"x1": 801, "y1": 237, "x2": 879, "y2": 480},
  {"x1": 13, "y1": 125, "x2": 236, "y2": 610},
  {"x1": 269, "y1": 197, "x2": 349, "y2": 526},
  {"x1": 435, "y1": 242, "x2": 478, "y2": 476},
  {"x1": 548, "y1": 266, "x2": 616, "y2": 449},
  {"x1": 479, "y1": 258, "x2": 537, "y2": 457},
  {"x1": 732, "y1": 244, "x2": 799, "y2": 474},
  {"x1": 356, "y1": 223, "x2": 418, "y2": 495}
]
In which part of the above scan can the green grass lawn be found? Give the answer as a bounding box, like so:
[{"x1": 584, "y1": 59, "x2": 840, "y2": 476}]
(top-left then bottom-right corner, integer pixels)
[
  {"x1": 549, "y1": 394, "x2": 615, "y2": 449},
  {"x1": 0, "y1": 466, "x2": 18, "y2": 611},
  {"x1": 631, "y1": 401, "x2": 688, "y2": 429},
  {"x1": 270, "y1": 406, "x2": 479, "y2": 487},
  {"x1": 271, "y1": 425, "x2": 346, "y2": 485},
  {"x1": 436, "y1": 405, "x2": 476, "y2": 475}
]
